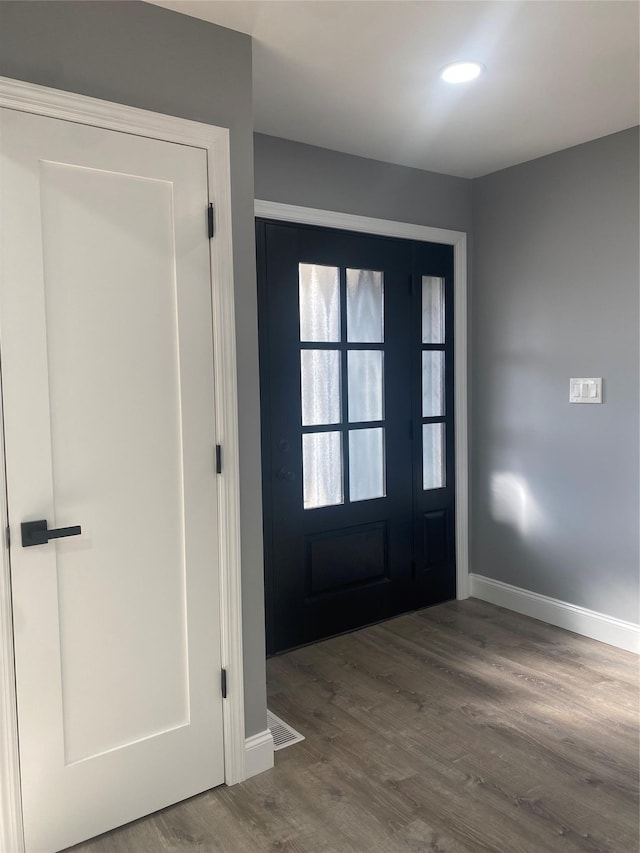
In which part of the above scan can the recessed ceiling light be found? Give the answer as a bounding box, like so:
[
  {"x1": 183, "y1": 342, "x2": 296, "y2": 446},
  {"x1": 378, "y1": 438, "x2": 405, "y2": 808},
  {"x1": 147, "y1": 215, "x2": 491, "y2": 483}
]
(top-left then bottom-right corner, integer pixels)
[{"x1": 440, "y1": 61, "x2": 484, "y2": 84}]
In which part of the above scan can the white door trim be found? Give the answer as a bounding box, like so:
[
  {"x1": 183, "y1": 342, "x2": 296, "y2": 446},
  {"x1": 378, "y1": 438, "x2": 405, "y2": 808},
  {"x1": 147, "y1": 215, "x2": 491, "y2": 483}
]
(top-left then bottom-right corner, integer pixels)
[
  {"x1": 0, "y1": 76, "x2": 245, "y2": 853},
  {"x1": 0, "y1": 378, "x2": 24, "y2": 853},
  {"x1": 254, "y1": 200, "x2": 469, "y2": 600}
]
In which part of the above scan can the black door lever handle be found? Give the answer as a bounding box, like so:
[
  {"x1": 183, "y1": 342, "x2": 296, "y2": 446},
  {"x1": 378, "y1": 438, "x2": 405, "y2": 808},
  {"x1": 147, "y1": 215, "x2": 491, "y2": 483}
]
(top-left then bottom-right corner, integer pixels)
[{"x1": 21, "y1": 519, "x2": 82, "y2": 548}]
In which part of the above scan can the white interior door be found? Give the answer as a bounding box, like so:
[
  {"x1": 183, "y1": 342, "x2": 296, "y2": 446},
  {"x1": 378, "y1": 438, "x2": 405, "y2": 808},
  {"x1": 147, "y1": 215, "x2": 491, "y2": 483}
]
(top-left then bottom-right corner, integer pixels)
[{"x1": 0, "y1": 108, "x2": 225, "y2": 853}]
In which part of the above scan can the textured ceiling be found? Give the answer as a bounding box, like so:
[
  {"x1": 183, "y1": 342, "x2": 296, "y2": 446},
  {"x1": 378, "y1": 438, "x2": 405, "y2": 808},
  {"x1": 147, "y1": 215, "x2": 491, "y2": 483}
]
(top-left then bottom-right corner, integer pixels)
[{"x1": 147, "y1": 1, "x2": 640, "y2": 177}]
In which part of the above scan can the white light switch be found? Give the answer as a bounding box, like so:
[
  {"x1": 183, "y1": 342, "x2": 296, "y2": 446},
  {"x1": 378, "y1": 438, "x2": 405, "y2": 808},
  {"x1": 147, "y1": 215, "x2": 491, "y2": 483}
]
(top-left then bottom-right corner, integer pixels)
[{"x1": 570, "y1": 378, "x2": 602, "y2": 404}]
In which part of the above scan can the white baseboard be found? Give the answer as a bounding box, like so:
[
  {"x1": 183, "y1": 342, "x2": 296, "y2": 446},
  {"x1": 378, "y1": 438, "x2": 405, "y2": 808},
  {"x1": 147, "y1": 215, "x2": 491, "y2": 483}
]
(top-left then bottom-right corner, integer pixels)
[
  {"x1": 244, "y1": 728, "x2": 274, "y2": 779},
  {"x1": 469, "y1": 574, "x2": 640, "y2": 654}
]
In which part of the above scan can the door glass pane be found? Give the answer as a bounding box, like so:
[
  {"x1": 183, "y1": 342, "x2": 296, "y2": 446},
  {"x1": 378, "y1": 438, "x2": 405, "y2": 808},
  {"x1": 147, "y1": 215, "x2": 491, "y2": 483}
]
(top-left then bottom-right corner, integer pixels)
[
  {"x1": 348, "y1": 350, "x2": 383, "y2": 422},
  {"x1": 349, "y1": 428, "x2": 385, "y2": 501},
  {"x1": 346, "y1": 269, "x2": 383, "y2": 342},
  {"x1": 422, "y1": 276, "x2": 444, "y2": 344},
  {"x1": 301, "y1": 350, "x2": 341, "y2": 426},
  {"x1": 303, "y1": 431, "x2": 343, "y2": 509},
  {"x1": 423, "y1": 423, "x2": 445, "y2": 490},
  {"x1": 299, "y1": 263, "x2": 340, "y2": 342},
  {"x1": 422, "y1": 351, "x2": 444, "y2": 417}
]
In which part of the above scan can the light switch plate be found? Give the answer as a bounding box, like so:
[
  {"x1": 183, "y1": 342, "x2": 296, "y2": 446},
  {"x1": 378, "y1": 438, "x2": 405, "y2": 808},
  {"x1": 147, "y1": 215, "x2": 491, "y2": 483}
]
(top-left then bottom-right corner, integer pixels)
[{"x1": 570, "y1": 378, "x2": 602, "y2": 403}]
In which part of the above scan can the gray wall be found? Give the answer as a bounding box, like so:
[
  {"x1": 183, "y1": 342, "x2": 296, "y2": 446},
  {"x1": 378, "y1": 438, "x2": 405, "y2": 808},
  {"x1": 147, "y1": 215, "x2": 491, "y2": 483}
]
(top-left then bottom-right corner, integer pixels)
[
  {"x1": 254, "y1": 133, "x2": 473, "y2": 233},
  {"x1": 472, "y1": 127, "x2": 639, "y2": 623},
  {"x1": 0, "y1": 0, "x2": 267, "y2": 736},
  {"x1": 255, "y1": 128, "x2": 639, "y2": 626}
]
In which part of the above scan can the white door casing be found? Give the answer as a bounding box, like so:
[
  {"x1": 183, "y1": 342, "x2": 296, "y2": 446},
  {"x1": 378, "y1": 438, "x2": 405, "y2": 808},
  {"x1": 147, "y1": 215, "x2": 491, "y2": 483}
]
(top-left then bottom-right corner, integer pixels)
[{"x1": 0, "y1": 78, "x2": 245, "y2": 853}]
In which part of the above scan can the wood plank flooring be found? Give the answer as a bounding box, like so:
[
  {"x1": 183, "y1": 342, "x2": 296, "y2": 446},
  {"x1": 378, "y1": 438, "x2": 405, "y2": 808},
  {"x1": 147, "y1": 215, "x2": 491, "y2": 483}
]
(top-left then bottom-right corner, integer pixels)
[{"x1": 67, "y1": 599, "x2": 639, "y2": 853}]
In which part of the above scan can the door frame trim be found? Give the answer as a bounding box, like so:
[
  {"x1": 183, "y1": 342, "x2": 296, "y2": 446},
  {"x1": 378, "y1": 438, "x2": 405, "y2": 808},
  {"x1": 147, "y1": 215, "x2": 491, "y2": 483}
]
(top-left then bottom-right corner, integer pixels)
[
  {"x1": 255, "y1": 199, "x2": 469, "y2": 600},
  {"x1": 0, "y1": 76, "x2": 246, "y2": 853}
]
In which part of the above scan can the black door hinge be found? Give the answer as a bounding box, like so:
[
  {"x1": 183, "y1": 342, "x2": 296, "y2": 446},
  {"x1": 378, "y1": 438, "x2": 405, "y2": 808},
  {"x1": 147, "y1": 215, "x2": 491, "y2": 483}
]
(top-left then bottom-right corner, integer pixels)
[
  {"x1": 221, "y1": 668, "x2": 228, "y2": 699},
  {"x1": 6, "y1": 526, "x2": 10, "y2": 549},
  {"x1": 207, "y1": 203, "x2": 214, "y2": 239},
  {"x1": 215, "y1": 444, "x2": 222, "y2": 474}
]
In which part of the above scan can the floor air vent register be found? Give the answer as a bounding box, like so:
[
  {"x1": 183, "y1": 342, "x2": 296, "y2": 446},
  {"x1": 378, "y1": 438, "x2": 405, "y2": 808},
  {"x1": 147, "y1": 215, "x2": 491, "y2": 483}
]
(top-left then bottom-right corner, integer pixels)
[{"x1": 267, "y1": 710, "x2": 305, "y2": 751}]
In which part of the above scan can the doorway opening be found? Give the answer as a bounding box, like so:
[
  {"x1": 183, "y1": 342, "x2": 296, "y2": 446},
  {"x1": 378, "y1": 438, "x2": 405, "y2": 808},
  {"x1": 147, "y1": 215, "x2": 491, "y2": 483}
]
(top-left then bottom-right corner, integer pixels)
[{"x1": 257, "y1": 218, "x2": 459, "y2": 654}]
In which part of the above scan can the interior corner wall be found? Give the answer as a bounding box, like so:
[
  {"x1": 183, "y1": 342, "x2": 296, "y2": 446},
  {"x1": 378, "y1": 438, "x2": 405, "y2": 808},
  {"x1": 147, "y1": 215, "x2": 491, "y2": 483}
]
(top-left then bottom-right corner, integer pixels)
[
  {"x1": 0, "y1": 0, "x2": 267, "y2": 737},
  {"x1": 471, "y1": 127, "x2": 640, "y2": 624}
]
